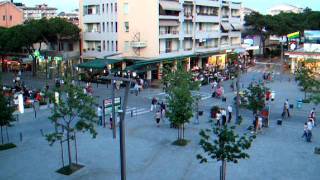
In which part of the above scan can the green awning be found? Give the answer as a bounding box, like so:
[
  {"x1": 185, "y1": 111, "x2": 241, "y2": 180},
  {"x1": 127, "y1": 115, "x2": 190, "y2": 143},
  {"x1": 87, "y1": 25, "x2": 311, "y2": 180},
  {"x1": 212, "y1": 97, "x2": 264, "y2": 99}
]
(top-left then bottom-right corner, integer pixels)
[{"x1": 78, "y1": 58, "x2": 122, "y2": 70}]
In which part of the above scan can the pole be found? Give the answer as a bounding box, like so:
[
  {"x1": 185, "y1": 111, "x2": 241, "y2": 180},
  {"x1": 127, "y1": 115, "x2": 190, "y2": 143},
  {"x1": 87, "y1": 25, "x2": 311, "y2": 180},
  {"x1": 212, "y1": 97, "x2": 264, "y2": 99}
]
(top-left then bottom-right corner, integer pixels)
[
  {"x1": 281, "y1": 42, "x2": 284, "y2": 63},
  {"x1": 120, "y1": 81, "x2": 130, "y2": 180},
  {"x1": 235, "y1": 65, "x2": 240, "y2": 125},
  {"x1": 112, "y1": 80, "x2": 116, "y2": 139}
]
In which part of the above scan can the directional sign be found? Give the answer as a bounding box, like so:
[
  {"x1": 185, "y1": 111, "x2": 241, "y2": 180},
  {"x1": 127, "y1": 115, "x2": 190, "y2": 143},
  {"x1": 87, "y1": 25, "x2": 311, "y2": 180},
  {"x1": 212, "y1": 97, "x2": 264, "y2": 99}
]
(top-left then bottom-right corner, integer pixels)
[{"x1": 104, "y1": 97, "x2": 121, "y2": 116}]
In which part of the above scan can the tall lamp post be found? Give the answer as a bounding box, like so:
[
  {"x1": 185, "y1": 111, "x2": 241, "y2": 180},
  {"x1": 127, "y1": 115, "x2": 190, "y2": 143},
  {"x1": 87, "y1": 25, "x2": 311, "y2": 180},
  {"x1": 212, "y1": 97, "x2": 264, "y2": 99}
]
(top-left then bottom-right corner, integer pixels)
[{"x1": 105, "y1": 75, "x2": 134, "y2": 180}]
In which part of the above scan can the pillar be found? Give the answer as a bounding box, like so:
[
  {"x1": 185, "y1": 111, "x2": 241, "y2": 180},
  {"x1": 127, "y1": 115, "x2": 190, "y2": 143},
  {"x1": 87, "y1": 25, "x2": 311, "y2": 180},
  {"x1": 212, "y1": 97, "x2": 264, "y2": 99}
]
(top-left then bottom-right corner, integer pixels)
[
  {"x1": 291, "y1": 59, "x2": 295, "y2": 74},
  {"x1": 186, "y1": 58, "x2": 191, "y2": 71},
  {"x1": 172, "y1": 60, "x2": 178, "y2": 71},
  {"x1": 147, "y1": 70, "x2": 152, "y2": 82},
  {"x1": 158, "y1": 62, "x2": 163, "y2": 80},
  {"x1": 121, "y1": 62, "x2": 126, "y2": 71},
  {"x1": 197, "y1": 57, "x2": 203, "y2": 69}
]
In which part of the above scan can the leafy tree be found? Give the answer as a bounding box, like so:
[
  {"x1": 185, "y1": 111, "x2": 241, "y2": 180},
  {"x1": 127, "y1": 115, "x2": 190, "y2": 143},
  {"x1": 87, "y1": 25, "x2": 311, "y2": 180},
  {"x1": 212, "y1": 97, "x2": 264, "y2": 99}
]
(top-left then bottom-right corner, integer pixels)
[
  {"x1": 0, "y1": 91, "x2": 15, "y2": 145},
  {"x1": 197, "y1": 124, "x2": 255, "y2": 180},
  {"x1": 244, "y1": 83, "x2": 267, "y2": 115},
  {"x1": 163, "y1": 64, "x2": 199, "y2": 145},
  {"x1": 295, "y1": 65, "x2": 318, "y2": 99},
  {"x1": 46, "y1": 79, "x2": 97, "y2": 172}
]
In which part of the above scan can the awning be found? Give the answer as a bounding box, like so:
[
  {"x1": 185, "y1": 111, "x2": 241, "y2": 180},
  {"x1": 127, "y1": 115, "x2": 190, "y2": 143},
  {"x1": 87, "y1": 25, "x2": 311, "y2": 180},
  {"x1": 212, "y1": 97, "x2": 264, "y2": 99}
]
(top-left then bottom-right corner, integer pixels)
[
  {"x1": 231, "y1": 23, "x2": 242, "y2": 31},
  {"x1": 221, "y1": 23, "x2": 232, "y2": 31},
  {"x1": 77, "y1": 58, "x2": 122, "y2": 70},
  {"x1": 159, "y1": 1, "x2": 181, "y2": 11},
  {"x1": 159, "y1": 20, "x2": 179, "y2": 26}
]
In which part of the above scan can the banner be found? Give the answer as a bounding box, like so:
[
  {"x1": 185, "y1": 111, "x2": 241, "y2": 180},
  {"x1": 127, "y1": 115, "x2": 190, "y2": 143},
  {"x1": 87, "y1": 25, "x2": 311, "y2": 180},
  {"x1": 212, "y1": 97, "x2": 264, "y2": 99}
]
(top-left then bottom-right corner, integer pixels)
[{"x1": 287, "y1": 32, "x2": 300, "y2": 40}]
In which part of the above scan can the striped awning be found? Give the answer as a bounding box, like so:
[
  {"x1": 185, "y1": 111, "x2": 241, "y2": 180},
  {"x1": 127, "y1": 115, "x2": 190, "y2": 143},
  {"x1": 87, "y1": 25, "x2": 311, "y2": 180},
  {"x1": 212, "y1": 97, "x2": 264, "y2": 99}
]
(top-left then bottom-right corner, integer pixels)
[
  {"x1": 221, "y1": 23, "x2": 232, "y2": 31},
  {"x1": 231, "y1": 23, "x2": 242, "y2": 31},
  {"x1": 159, "y1": 1, "x2": 181, "y2": 11},
  {"x1": 159, "y1": 20, "x2": 179, "y2": 26}
]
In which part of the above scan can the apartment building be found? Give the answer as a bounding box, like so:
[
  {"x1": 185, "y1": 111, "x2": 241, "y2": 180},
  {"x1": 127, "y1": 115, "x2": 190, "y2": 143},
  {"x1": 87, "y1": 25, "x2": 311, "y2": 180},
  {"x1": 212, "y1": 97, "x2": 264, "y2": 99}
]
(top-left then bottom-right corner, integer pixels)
[
  {"x1": 0, "y1": 1, "x2": 23, "y2": 28},
  {"x1": 18, "y1": 4, "x2": 57, "y2": 20},
  {"x1": 113, "y1": 0, "x2": 241, "y2": 80},
  {"x1": 80, "y1": 0, "x2": 118, "y2": 59}
]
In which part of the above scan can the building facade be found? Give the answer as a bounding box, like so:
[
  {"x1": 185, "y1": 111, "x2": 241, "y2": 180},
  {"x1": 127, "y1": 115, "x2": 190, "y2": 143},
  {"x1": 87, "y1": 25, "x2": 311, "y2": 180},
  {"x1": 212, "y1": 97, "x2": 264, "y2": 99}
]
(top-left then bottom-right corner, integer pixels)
[
  {"x1": 267, "y1": 4, "x2": 303, "y2": 16},
  {"x1": 0, "y1": 1, "x2": 23, "y2": 28},
  {"x1": 80, "y1": 0, "x2": 118, "y2": 59},
  {"x1": 115, "y1": 0, "x2": 241, "y2": 79},
  {"x1": 19, "y1": 4, "x2": 57, "y2": 20}
]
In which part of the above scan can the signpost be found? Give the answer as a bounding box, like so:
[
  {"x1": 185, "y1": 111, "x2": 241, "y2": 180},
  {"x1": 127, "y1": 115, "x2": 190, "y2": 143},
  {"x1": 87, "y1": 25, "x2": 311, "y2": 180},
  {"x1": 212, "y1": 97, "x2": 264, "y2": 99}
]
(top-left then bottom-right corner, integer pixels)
[{"x1": 103, "y1": 97, "x2": 121, "y2": 129}]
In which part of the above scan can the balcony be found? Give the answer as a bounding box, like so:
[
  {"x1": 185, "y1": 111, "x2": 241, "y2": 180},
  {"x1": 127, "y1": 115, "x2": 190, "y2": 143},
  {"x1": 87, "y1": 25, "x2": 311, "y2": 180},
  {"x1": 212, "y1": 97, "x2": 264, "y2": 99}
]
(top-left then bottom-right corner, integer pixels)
[
  {"x1": 230, "y1": 2, "x2": 241, "y2": 9},
  {"x1": 194, "y1": 0, "x2": 220, "y2": 7},
  {"x1": 160, "y1": 48, "x2": 179, "y2": 54},
  {"x1": 229, "y1": 31, "x2": 241, "y2": 37},
  {"x1": 195, "y1": 15, "x2": 219, "y2": 23},
  {"x1": 84, "y1": 32, "x2": 101, "y2": 41},
  {"x1": 131, "y1": 41, "x2": 147, "y2": 48},
  {"x1": 159, "y1": 30, "x2": 179, "y2": 39},
  {"x1": 195, "y1": 31, "x2": 220, "y2": 39}
]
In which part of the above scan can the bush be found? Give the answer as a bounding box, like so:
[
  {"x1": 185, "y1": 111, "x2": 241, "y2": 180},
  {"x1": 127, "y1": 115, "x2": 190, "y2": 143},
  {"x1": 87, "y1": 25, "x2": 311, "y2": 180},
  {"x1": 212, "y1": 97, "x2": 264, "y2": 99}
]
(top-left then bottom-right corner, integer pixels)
[
  {"x1": 172, "y1": 139, "x2": 189, "y2": 146},
  {"x1": 56, "y1": 163, "x2": 84, "y2": 175},
  {"x1": 0, "y1": 143, "x2": 16, "y2": 151},
  {"x1": 302, "y1": 99, "x2": 311, "y2": 103}
]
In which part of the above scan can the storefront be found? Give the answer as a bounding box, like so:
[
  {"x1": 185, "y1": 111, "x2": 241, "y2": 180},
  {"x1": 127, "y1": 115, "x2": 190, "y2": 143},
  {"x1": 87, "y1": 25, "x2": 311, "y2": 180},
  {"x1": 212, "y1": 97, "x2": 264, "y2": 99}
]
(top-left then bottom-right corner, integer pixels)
[
  {"x1": 285, "y1": 51, "x2": 320, "y2": 75},
  {"x1": 207, "y1": 54, "x2": 227, "y2": 69}
]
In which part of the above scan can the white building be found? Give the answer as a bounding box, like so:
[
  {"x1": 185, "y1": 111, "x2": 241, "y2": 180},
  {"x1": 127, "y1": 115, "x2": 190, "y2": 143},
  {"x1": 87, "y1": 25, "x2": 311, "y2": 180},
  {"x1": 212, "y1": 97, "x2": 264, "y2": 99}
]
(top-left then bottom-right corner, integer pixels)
[
  {"x1": 267, "y1": 4, "x2": 303, "y2": 16},
  {"x1": 19, "y1": 4, "x2": 57, "y2": 20},
  {"x1": 80, "y1": 0, "x2": 118, "y2": 59}
]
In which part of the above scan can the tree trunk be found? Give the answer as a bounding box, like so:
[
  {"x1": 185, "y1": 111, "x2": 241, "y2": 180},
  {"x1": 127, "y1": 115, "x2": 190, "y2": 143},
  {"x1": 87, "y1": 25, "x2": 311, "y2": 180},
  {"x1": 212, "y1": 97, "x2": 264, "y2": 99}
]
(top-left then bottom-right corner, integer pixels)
[
  {"x1": 32, "y1": 56, "x2": 37, "y2": 77},
  {"x1": 235, "y1": 70, "x2": 240, "y2": 124},
  {"x1": 66, "y1": 131, "x2": 72, "y2": 167},
  {"x1": 220, "y1": 160, "x2": 227, "y2": 180},
  {"x1": 5, "y1": 126, "x2": 9, "y2": 143},
  {"x1": 1, "y1": 126, "x2": 3, "y2": 144}
]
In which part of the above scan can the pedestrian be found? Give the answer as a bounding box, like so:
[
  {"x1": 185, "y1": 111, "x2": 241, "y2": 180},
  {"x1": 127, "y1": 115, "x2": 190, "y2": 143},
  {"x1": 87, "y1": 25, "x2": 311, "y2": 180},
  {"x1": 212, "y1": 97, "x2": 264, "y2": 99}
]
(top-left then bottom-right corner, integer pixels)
[
  {"x1": 310, "y1": 108, "x2": 316, "y2": 126},
  {"x1": 283, "y1": 99, "x2": 290, "y2": 118},
  {"x1": 227, "y1": 105, "x2": 232, "y2": 123},
  {"x1": 155, "y1": 110, "x2": 161, "y2": 127},
  {"x1": 109, "y1": 115, "x2": 113, "y2": 129},
  {"x1": 160, "y1": 102, "x2": 166, "y2": 120},
  {"x1": 150, "y1": 97, "x2": 157, "y2": 111},
  {"x1": 302, "y1": 122, "x2": 308, "y2": 139},
  {"x1": 216, "y1": 110, "x2": 221, "y2": 127},
  {"x1": 258, "y1": 116, "x2": 263, "y2": 132},
  {"x1": 97, "y1": 106, "x2": 103, "y2": 125},
  {"x1": 306, "y1": 119, "x2": 313, "y2": 142},
  {"x1": 270, "y1": 91, "x2": 275, "y2": 101},
  {"x1": 134, "y1": 82, "x2": 139, "y2": 96},
  {"x1": 221, "y1": 109, "x2": 227, "y2": 125}
]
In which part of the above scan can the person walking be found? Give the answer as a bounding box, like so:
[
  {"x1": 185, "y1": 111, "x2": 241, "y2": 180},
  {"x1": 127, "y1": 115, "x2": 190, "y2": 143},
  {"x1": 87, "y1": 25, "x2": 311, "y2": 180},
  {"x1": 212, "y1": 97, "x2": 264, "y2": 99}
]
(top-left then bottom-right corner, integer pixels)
[
  {"x1": 227, "y1": 105, "x2": 232, "y2": 123},
  {"x1": 221, "y1": 109, "x2": 227, "y2": 125},
  {"x1": 97, "y1": 106, "x2": 103, "y2": 126},
  {"x1": 306, "y1": 119, "x2": 313, "y2": 142},
  {"x1": 302, "y1": 122, "x2": 308, "y2": 139},
  {"x1": 310, "y1": 108, "x2": 316, "y2": 126},
  {"x1": 150, "y1": 97, "x2": 158, "y2": 111},
  {"x1": 283, "y1": 99, "x2": 290, "y2": 118},
  {"x1": 155, "y1": 110, "x2": 161, "y2": 127},
  {"x1": 160, "y1": 102, "x2": 166, "y2": 121},
  {"x1": 216, "y1": 110, "x2": 221, "y2": 127}
]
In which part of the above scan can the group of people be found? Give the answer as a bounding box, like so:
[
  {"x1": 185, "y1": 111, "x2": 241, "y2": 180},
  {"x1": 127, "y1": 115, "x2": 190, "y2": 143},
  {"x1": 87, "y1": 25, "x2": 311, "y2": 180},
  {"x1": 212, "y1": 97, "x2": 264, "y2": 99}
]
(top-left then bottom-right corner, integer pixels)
[
  {"x1": 302, "y1": 108, "x2": 316, "y2": 142},
  {"x1": 151, "y1": 97, "x2": 167, "y2": 127},
  {"x1": 214, "y1": 105, "x2": 233, "y2": 126}
]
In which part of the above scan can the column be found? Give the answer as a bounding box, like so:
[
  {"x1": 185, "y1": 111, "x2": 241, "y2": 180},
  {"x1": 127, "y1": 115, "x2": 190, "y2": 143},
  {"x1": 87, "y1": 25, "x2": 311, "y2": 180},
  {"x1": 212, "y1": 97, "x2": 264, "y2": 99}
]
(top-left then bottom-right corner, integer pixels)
[
  {"x1": 147, "y1": 70, "x2": 152, "y2": 81},
  {"x1": 291, "y1": 59, "x2": 295, "y2": 74},
  {"x1": 197, "y1": 57, "x2": 203, "y2": 69},
  {"x1": 158, "y1": 62, "x2": 163, "y2": 80},
  {"x1": 186, "y1": 58, "x2": 191, "y2": 71},
  {"x1": 173, "y1": 60, "x2": 178, "y2": 71}
]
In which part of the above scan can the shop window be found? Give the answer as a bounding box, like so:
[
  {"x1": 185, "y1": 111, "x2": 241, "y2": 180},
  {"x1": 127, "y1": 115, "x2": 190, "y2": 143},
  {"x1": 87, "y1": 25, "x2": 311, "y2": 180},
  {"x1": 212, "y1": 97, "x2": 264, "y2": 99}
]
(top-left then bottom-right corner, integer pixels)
[{"x1": 124, "y1": 22, "x2": 129, "y2": 32}]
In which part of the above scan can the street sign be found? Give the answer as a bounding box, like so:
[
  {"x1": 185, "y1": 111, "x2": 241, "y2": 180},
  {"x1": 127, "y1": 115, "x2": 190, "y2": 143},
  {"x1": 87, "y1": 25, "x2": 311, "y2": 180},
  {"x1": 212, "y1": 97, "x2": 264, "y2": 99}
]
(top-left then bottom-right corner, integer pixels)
[{"x1": 104, "y1": 97, "x2": 121, "y2": 116}]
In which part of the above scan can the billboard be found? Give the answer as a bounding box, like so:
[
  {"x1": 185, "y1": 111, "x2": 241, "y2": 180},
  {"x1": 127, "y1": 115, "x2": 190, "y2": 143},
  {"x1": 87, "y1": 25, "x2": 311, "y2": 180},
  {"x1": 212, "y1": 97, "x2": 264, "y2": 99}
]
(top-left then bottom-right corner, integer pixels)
[{"x1": 304, "y1": 30, "x2": 320, "y2": 44}]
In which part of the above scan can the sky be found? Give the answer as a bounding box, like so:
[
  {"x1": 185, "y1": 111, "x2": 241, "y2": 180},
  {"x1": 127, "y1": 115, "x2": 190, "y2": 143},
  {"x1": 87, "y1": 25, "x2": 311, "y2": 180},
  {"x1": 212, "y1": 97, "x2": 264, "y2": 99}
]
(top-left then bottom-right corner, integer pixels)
[{"x1": 18, "y1": 0, "x2": 320, "y2": 13}]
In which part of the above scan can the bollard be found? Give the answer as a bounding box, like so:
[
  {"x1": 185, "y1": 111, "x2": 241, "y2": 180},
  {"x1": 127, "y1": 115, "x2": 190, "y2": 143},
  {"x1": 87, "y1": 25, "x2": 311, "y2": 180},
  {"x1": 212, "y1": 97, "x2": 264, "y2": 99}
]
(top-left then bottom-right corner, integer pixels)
[
  {"x1": 19, "y1": 132, "x2": 23, "y2": 142},
  {"x1": 131, "y1": 110, "x2": 133, "y2": 117},
  {"x1": 40, "y1": 129, "x2": 44, "y2": 136}
]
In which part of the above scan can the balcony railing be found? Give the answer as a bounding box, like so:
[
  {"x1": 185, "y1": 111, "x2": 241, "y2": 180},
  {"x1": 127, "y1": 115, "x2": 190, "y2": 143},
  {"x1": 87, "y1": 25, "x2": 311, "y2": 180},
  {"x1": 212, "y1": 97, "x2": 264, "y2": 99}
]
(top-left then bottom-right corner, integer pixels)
[
  {"x1": 160, "y1": 49, "x2": 179, "y2": 54},
  {"x1": 160, "y1": 30, "x2": 179, "y2": 35}
]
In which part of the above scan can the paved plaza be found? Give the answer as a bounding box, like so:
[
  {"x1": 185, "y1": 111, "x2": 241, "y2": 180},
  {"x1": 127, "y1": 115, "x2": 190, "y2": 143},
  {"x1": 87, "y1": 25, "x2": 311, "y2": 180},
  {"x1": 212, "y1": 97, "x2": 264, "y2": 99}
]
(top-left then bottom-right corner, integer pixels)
[{"x1": 1, "y1": 64, "x2": 320, "y2": 180}]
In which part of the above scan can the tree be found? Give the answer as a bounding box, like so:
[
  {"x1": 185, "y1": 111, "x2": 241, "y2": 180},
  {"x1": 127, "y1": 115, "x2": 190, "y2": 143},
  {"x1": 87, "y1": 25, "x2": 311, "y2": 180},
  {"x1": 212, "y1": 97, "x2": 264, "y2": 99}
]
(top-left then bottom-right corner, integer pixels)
[
  {"x1": 295, "y1": 65, "x2": 318, "y2": 100},
  {"x1": 244, "y1": 82, "x2": 267, "y2": 115},
  {"x1": 197, "y1": 124, "x2": 255, "y2": 180},
  {"x1": 0, "y1": 91, "x2": 15, "y2": 145},
  {"x1": 46, "y1": 79, "x2": 97, "y2": 174},
  {"x1": 163, "y1": 64, "x2": 199, "y2": 145}
]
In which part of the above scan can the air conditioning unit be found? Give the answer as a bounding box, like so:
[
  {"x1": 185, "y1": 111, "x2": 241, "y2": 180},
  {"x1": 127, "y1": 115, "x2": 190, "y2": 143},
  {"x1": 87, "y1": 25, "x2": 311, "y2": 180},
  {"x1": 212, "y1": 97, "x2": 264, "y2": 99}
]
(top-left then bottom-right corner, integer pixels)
[{"x1": 131, "y1": 41, "x2": 147, "y2": 48}]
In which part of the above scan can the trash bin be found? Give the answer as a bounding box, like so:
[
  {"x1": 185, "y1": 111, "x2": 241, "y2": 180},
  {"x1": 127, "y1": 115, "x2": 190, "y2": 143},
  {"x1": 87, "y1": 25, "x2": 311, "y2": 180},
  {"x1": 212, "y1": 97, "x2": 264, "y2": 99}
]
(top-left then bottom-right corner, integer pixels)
[{"x1": 296, "y1": 99, "x2": 302, "y2": 109}]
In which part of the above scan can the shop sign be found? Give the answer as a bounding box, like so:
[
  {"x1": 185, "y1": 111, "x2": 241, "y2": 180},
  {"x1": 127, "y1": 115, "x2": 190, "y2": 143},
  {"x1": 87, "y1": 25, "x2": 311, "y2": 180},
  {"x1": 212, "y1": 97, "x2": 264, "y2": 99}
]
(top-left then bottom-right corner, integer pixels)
[{"x1": 104, "y1": 97, "x2": 121, "y2": 116}]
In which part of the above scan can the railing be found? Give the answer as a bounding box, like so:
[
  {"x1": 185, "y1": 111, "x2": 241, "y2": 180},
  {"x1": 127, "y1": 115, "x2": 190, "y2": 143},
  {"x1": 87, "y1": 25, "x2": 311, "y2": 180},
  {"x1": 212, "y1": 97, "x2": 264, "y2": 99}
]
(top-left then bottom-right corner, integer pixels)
[
  {"x1": 159, "y1": 49, "x2": 179, "y2": 54},
  {"x1": 159, "y1": 30, "x2": 179, "y2": 35}
]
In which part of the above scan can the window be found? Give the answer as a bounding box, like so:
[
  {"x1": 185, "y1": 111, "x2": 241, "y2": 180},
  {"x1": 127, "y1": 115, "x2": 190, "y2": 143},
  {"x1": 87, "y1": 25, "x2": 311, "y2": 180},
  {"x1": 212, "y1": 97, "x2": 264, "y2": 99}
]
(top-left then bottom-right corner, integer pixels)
[
  {"x1": 9, "y1": 16, "x2": 12, "y2": 21},
  {"x1": 124, "y1": 22, "x2": 129, "y2": 32},
  {"x1": 124, "y1": 41, "x2": 129, "y2": 52},
  {"x1": 115, "y1": 22, "x2": 118, "y2": 32},
  {"x1": 115, "y1": 3, "x2": 117, "y2": 12},
  {"x1": 2, "y1": 16, "x2": 5, "y2": 21},
  {"x1": 106, "y1": 22, "x2": 109, "y2": 32},
  {"x1": 116, "y1": 41, "x2": 118, "y2": 51},
  {"x1": 111, "y1": 22, "x2": 113, "y2": 32},
  {"x1": 111, "y1": 3, "x2": 113, "y2": 13},
  {"x1": 103, "y1": 40, "x2": 105, "y2": 50},
  {"x1": 102, "y1": 22, "x2": 105, "y2": 32},
  {"x1": 123, "y1": 3, "x2": 129, "y2": 14},
  {"x1": 106, "y1": 4, "x2": 108, "y2": 13},
  {"x1": 107, "y1": 41, "x2": 110, "y2": 51},
  {"x1": 111, "y1": 41, "x2": 114, "y2": 51},
  {"x1": 102, "y1": 4, "x2": 104, "y2": 13}
]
